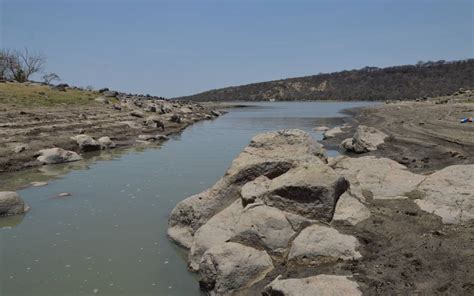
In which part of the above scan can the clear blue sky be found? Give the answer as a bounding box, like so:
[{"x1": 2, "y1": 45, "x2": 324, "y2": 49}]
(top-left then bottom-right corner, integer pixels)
[{"x1": 1, "y1": 0, "x2": 473, "y2": 97}]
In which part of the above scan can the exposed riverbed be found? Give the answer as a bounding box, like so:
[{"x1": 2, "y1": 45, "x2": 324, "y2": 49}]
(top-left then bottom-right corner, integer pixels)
[{"x1": 0, "y1": 101, "x2": 374, "y2": 295}]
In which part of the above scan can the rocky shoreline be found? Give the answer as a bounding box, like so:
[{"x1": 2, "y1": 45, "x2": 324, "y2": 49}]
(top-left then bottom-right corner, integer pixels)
[
  {"x1": 167, "y1": 105, "x2": 473, "y2": 295},
  {"x1": 0, "y1": 83, "x2": 223, "y2": 173}
]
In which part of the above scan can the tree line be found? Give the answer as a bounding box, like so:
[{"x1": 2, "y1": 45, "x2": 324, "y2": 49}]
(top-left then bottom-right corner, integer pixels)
[
  {"x1": 0, "y1": 48, "x2": 60, "y2": 84},
  {"x1": 178, "y1": 59, "x2": 474, "y2": 101}
]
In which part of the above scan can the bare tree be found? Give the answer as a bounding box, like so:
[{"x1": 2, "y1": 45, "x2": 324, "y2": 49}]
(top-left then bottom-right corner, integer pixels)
[
  {"x1": 42, "y1": 72, "x2": 61, "y2": 84},
  {"x1": 0, "y1": 48, "x2": 46, "y2": 82}
]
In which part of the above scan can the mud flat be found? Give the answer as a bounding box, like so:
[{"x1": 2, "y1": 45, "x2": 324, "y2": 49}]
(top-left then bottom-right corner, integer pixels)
[
  {"x1": 0, "y1": 82, "x2": 222, "y2": 173},
  {"x1": 324, "y1": 90, "x2": 474, "y2": 173},
  {"x1": 168, "y1": 128, "x2": 473, "y2": 295}
]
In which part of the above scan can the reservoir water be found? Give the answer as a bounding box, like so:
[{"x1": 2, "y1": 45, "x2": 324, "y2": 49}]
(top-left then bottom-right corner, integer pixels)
[{"x1": 0, "y1": 101, "x2": 374, "y2": 295}]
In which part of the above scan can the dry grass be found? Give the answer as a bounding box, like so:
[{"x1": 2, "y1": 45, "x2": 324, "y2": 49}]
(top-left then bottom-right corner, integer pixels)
[{"x1": 0, "y1": 82, "x2": 101, "y2": 107}]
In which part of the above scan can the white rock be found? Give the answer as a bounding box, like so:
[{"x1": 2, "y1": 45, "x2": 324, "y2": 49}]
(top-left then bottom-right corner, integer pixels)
[
  {"x1": 333, "y1": 192, "x2": 371, "y2": 225},
  {"x1": 323, "y1": 127, "x2": 343, "y2": 139},
  {"x1": 263, "y1": 274, "x2": 362, "y2": 296},
  {"x1": 37, "y1": 148, "x2": 82, "y2": 164},
  {"x1": 289, "y1": 224, "x2": 362, "y2": 263},
  {"x1": 0, "y1": 192, "x2": 29, "y2": 216}
]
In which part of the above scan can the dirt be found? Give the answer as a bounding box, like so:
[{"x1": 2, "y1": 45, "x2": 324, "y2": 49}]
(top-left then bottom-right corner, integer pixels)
[{"x1": 0, "y1": 101, "x2": 220, "y2": 173}]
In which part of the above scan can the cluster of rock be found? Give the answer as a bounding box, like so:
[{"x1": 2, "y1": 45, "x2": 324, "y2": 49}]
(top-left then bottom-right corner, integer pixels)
[
  {"x1": 168, "y1": 129, "x2": 363, "y2": 295},
  {"x1": 168, "y1": 129, "x2": 474, "y2": 295}
]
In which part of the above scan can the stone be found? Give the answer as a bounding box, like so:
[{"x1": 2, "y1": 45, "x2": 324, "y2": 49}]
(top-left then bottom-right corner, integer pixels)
[
  {"x1": 415, "y1": 165, "x2": 474, "y2": 224},
  {"x1": 288, "y1": 224, "x2": 362, "y2": 264},
  {"x1": 30, "y1": 181, "x2": 48, "y2": 187},
  {"x1": 98, "y1": 136, "x2": 115, "y2": 149},
  {"x1": 341, "y1": 125, "x2": 388, "y2": 153},
  {"x1": 156, "y1": 135, "x2": 169, "y2": 141},
  {"x1": 102, "y1": 90, "x2": 118, "y2": 97},
  {"x1": 0, "y1": 192, "x2": 29, "y2": 216},
  {"x1": 333, "y1": 192, "x2": 371, "y2": 225},
  {"x1": 57, "y1": 192, "x2": 71, "y2": 198},
  {"x1": 263, "y1": 163, "x2": 349, "y2": 221},
  {"x1": 121, "y1": 121, "x2": 142, "y2": 129},
  {"x1": 240, "y1": 176, "x2": 270, "y2": 207},
  {"x1": 313, "y1": 126, "x2": 330, "y2": 132},
  {"x1": 263, "y1": 275, "x2": 362, "y2": 296},
  {"x1": 70, "y1": 135, "x2": 101, "y2": 152},
  {"x1": 145, "y1": 115, "x2": 165, "y2": 130},
  {"x1": 168, "y1": 130, "x2": 327, "y2": 250},
  {"x1": 211, "y1": 110, "x2": 221, "y2": 117},
  {"x1": 138, "y1": 134, "x2": 157, "y2": 141},
  {"x1": 130, "y1": 110, "x2": 145, "y2": 118},
  {"x1": 37, "y1": 148, "x2": 82, "y2": 164},
  {"x1": 332, "y1": 156, "x2": 425, "y2": 200},
  {"x1": 323, "y1": 126, "x2": 343, "y2": 139},
  {"x1": 199, "y1": 242, "x2": 274, "y2": 296},
  {"x1": 13, "y1": 143, "x2": 29, "y2": 153},
  {"x1": 170, "y1": 114, "x2": 181, "y2": 123}
]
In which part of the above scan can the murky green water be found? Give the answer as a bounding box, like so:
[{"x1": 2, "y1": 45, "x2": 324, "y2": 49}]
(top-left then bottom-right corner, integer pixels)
[{"x1": 0, "y1": 101, "x2": 373, "y2": 295}]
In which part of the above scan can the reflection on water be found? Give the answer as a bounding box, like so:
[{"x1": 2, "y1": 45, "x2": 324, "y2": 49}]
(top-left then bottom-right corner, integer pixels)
[{"x1": 0, "y1": 101, "x2": 373, "y2": 296}]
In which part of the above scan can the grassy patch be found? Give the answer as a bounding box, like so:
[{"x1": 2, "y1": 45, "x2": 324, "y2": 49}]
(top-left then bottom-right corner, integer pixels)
[{"x1": 0, "y1": 82, "x2": 100, "y2": 107}]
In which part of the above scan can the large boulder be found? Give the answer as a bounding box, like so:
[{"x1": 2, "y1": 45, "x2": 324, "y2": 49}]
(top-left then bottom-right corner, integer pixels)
[
  {"x1": 70, "y1": 135, "x2": 101, "y2": 152},
  {"x1": 263, "y1": 163, "x2": 349, "y2": 221},
  {"x1": 240, "y1": 176, "x2": 271, "y2": 207},
  {"x1": 414, "y1": 165, "x2": 474, "y2": 224},
  {"x1": 0, "y1": 192, "x2": 29, "y2": 216},
  {"x1": 263, "y1": 275, "x2": 362, "y2": 296},
  {"x1": 199, "y1": 242, "x2": 274, "y2": 296},
  {"x1": 288, "y1": 224, "x2": 362, "y2": 264},
  {"x1": 37, "y1": 148, "x2": 82, "y2": 164},
  {"x1": 341, "y1": 125, "x2": 388, "y2": 153},
  {"x1": 168, "y1": 129, "x2": 327, "y2": 249},
  {"x1": 331, "y1": 156, "x2": 425, "y2": 200}
]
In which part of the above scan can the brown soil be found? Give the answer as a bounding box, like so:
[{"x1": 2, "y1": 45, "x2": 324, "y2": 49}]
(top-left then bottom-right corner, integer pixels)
[{"x1": 323, "y1": 94, "x2": 474, "y2": 174}]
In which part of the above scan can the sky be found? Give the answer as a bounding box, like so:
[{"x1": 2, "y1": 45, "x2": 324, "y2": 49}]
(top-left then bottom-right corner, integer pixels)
[{"x1": 1, "y1": 0, "x2": 473, "y2": 97}]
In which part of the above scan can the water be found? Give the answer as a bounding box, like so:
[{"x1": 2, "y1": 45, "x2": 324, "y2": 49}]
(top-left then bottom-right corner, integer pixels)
[{"x1": 0, "y1": 101, "x2": 374, "y2": 295}]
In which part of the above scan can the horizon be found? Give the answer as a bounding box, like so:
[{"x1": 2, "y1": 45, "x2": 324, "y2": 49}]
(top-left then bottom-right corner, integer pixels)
[{"x1": 2, "y1": 0, "x2": 473, "y2": 97}]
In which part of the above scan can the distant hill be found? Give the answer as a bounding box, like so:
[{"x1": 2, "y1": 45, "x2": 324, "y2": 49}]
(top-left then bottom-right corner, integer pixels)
[{"x1": 178, "y1": 59, "x2": 474, "y2": 102}]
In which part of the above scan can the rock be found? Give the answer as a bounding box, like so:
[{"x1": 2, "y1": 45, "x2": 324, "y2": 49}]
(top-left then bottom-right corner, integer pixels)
[
  {"x1": 30, "y1": 181, "x2": 48, "y2": 187},
  {"x1": 13, "y1": 143, "x2": 29, "y2": 153},
  {"x1": 145, "y1": 115, "x2": 165, "y2": 130},
  {"x1": 341, "y1": 125, "x2": 388, "y2": 153},
  {"x1": 288, "y1": 224, "x2": 362, "y2": 264},
  {"x1": 156, "y1": 134, "x2": 169, "y2": 141},
  {"x1": 53, "y1": 83, "x2": 68, "y2": 91},
  {"x1": 263, "y1": 275, "x2": 362, "y2": 296},
  {"x1": 323, "y1": 127, "x2": 343, "y2": 139},
  {"x1": 211, "y1": 110, "x2": 221, "y2": 117},
  {"x1": 332, "y1": 156, "x2": 425, "y2": 200},
  {"x1": 170, "y1": 114, "x2": 181, "y2": 123},
  {"x1": 37, "y1": 148, "x2": 82, "y2": 164},
  {"x1": 263, "y1": 163, "x2": 349, "y2": 221},
  {"x1": 168, "y1": 130, "x2": 327, "y2": 250},
  {"x1": 415, "y1": 165, "x2": 474, "y2": 224},
  {"x1": 98, "y1": 136, "x2": 115, "y2": 149},
  {"x1": 121, "y1": 121, "x2": 142, "y2": 129},
  {"x1": 313, "y1": 126, "x2": 330, "y2": 132},
  {"x1": 180, "y1": 107, "x2": 193, "y2": 114},
  {"x1": 333, "y1": 192, "x2": 371, "y2": 225},
  {"x1": 130, "y1": 110, "x2": 145, "y2": 118},
  {"x1": 240, "y1": 176, "x2": 270, "y2": 207},
  {"x1": 98, "y1": 87, "x2": 109, "y2": 93},
  {"x1": 138, "y1": 134, "x2": 157, "y2": 141},
  {"x1": 57, "y1": 192, "x2": 71, "y2": 198},
  {"x1": 102, "y1": 90, "x2": 118, "y2": 97},
  {"x1": 0, "y1": 192, "x2": 29, "y2": 216},
  {"x1": 199, "y1": 242, "x2": 274, "y2": 296},
  {"x1": 70, "y1": 135, "x2": 101, "y2": 152},
  {"x1": 94, "y1": 96, "x2": 109, "y2": 104},
  {"x1": 112, "y1": 103, "x2": 122, "y2": 111}
]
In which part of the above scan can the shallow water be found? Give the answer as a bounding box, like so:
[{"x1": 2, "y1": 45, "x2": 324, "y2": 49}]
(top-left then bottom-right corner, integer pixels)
[{"x1": 0, "y1": 101, "x2": 373, "y2": 295}]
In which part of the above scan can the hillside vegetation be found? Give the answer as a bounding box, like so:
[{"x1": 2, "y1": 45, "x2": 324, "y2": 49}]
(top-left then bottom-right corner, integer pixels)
[{"x1": 179, "y1": 59, "x2": 474, "y2": 102}]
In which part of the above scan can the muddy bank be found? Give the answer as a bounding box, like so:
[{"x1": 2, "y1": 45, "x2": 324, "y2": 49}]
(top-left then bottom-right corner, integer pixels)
[
  {"x1": 323, "y1": 91, "x2": 474, "y2": 173},
  {"x1": 0, "y1": 85, "x2": 222, "y2": 173}
]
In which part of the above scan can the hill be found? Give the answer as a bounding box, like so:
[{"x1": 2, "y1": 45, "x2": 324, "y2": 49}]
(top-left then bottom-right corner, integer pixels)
[{"x1": 178, "y1": 59, "x2": 474, "y2": 102}]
